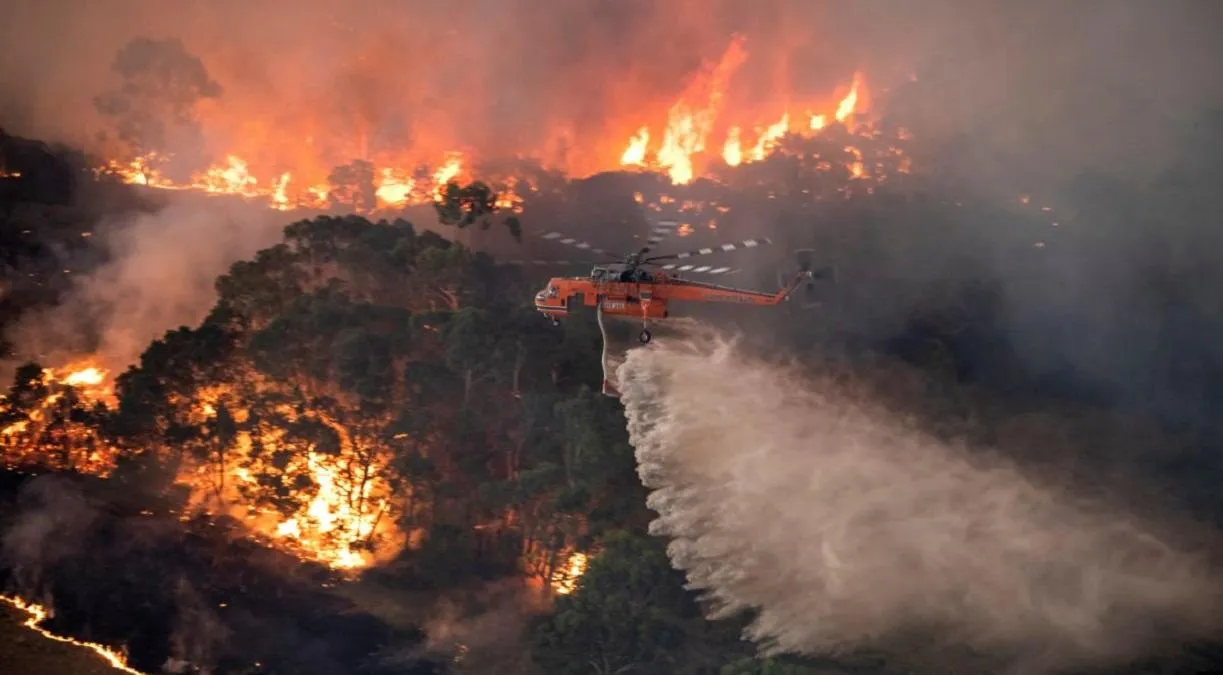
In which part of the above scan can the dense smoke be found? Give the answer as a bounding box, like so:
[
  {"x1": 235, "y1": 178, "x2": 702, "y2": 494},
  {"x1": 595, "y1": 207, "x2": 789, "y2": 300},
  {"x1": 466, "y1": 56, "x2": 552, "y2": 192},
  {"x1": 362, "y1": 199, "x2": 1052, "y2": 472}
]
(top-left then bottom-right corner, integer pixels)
[
  {"x1": 5, "y1": 195, "x2": 286, "y2": 374},
  {"x1": 372, "y1": 580, "x2": 546, "y2": 673},
  {"x1": 1, "y1": 474, "x2": 100, "y2": 594},
  {"x1": 617, "y1": 326, "x2": 1223, "y2": 674},
  {"x1": 164, "y1": 577, "x2": 231, "y2": 674}
]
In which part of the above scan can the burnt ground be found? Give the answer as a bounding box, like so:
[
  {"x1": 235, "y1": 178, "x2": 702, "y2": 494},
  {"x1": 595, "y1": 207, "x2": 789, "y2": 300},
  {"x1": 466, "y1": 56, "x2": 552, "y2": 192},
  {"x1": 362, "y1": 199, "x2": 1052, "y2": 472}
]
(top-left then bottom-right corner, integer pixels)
[
  {"x1": 0, "y1": 601, "x2": 129, "y2": 675},
  {"x1": 0, "y1": 470, "x2": 446, "y2": 675}
]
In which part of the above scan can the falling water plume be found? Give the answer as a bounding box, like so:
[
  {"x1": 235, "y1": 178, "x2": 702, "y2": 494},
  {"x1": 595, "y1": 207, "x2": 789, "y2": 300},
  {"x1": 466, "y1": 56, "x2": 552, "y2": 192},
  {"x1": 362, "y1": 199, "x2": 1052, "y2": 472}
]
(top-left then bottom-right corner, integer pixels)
[{"x1": 616, "y1": 325, "x2": 1223, "y2": 674}]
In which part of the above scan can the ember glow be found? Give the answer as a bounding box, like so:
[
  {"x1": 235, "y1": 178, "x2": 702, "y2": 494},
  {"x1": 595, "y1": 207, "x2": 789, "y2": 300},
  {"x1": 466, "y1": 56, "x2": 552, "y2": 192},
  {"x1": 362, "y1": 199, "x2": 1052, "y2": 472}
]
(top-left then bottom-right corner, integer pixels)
[
  {"x1": 1, "y1": 594, "x2": 144, "y2": 675},
  {"x1": 1, "y1": 362, "x2": 119, "y2": 476},
  {"x1": 178, "y1": 384, "x2": 408, "y2": 572},
  {"x1": 1, "y1": 364, "x2": 405, "y2": 572},
  {"x1": 62, "y1": 366, "x2": 106, "y2": 389},
  {"x1": 94, "y1": 151, "x2": 483, "y2": 213},
  {"x1": 550, "y1": 551, "x2": 589, "y2": 595}
]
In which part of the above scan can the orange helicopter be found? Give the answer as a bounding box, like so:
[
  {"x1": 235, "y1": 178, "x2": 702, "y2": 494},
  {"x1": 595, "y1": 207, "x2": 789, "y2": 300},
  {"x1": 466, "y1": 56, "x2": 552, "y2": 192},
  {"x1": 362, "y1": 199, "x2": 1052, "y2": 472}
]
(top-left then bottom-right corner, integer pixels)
[{"x1": 524, "y1": 219, "x2": 823, "y2": 345}]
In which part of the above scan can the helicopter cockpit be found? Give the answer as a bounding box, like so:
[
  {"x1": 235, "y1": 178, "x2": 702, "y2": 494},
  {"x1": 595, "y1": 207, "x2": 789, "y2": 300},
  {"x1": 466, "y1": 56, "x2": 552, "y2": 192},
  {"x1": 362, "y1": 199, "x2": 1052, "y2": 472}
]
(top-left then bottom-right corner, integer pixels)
[{"x1": 592, "y1": 264, "x2": 653, "y2": 283}]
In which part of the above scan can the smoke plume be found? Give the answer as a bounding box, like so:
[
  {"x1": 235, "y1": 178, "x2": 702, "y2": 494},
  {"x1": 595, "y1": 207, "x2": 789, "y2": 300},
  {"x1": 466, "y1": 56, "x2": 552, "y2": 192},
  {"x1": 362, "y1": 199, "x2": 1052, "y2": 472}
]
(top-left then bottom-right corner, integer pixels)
[
  {"x1": 392, "y1": 580, "x2": 545, "y2": 674},
  {"x1": 5, "y1": 195, "x2": 287, "y2": 374},
  {"x1": 1, "y1": 474, "x2": 99, "y2": 594},
  {"x1": 617, "y1": 325, "x2": 1223, "y2": 674}
]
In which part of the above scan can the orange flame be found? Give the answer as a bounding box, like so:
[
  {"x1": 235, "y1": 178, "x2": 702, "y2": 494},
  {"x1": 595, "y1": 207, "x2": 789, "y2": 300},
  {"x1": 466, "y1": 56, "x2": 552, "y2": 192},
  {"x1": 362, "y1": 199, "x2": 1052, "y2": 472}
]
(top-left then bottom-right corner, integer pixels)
[
  {"x1": 2, "y1": 363, "x2": 403, "y2": 573},
  {"x1": 836, "y1": 74, "x2": 861, "y2": 126},
  {"x1": 750, "y1": 112, "x2": 790, "y2": 162},
  {"x1": 182, "y1": 385, "x2": 407, "y2": 572},
  {"x1": 652, "y1": 34, "x2": 749, "y2": 184},
  {"x1": 551, "y1": 551, "x2": 589, "y2": 595},
  {"x1": 722, "y1": 126, "x2": 743, "y2": 167},
  {"x1": 62, "y1": 366, "x2": 106, "y2": 388},
  {"x1": 616, "y1": 37, "x2": 874, "y2": 183},
  {"x1": 81, "y1": 34, "x2": 900, "y2": 210},
  {"x1": 620, "y1": 127, "x2": 650, "y2": 166},
  {"x1": 375, "y1": 167, "x2": 415, "y2": 205},
  {"x1": 1, "y1": 361, "x2": 118, "y2": 475}
]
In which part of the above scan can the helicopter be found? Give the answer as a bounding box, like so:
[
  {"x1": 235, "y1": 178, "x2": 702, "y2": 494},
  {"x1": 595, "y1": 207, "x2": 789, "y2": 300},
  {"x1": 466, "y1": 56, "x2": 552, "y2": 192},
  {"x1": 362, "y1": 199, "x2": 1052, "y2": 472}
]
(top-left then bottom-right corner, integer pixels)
[{"x1": 522, "y1": 218, "x2": 823, "y2": 345}]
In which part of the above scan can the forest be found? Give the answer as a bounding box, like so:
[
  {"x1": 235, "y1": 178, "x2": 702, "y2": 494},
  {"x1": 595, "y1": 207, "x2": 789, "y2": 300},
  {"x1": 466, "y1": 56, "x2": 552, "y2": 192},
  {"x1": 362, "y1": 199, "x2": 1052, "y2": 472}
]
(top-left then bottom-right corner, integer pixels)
[{"x1": 2, "y1": 104, "x2": 1223, "y2": 675}]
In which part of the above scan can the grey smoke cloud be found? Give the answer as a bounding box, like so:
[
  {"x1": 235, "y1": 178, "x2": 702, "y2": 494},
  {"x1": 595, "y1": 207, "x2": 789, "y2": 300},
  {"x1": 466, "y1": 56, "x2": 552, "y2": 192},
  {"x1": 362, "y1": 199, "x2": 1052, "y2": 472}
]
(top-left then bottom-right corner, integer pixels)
[
  {"x1": 1, "y1": 474, "x2": 100, "y2": 594},
  {"x1": 617, "y1": 326, "x2": 1223, "y2": 674},
  {"x1": 5, "y1": 194, "x2": 287, "y2": 374}
]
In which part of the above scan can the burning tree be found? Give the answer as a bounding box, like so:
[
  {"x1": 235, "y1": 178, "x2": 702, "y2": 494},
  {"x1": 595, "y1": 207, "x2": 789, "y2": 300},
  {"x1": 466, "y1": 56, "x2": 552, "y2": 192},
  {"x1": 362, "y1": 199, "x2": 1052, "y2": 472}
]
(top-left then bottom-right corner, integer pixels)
[
  {"x1": 5, "y1": 107, "x2": 1223, "y2": 672},
  {"x1": 93, "y1": 37, "x2": 223, "y2": 183},
  {"x1": 0, "y1": 362, "x2": 119, "y2": 475},
  {"x1": 0, "y1": 209, "x2": 610, "y2": 581}
]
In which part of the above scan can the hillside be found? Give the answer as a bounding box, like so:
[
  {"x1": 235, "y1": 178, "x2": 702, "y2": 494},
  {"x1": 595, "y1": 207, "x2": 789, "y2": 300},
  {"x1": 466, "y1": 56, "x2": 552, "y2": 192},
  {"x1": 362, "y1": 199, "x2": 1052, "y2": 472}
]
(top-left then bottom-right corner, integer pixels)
[
  {"x1": 2, "y1": 107, "x2": 1223, "y2": 673},
  {"x1": 1, "y1": 600, "x2": 133, "y2": 675}
]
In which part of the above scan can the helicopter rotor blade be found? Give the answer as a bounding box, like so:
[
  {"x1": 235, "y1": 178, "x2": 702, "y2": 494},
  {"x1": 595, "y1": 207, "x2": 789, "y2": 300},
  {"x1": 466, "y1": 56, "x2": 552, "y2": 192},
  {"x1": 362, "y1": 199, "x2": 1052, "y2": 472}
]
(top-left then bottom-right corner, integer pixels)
[
  {"x1": 637, "y1": 219, "x2": 680, "y2": 256},
  {"x1": 503, "y1": 258, "x2": 616, "y2": 267},
  {"x1": 653, "y1": 262, "x2": 741, "y2": 276},
  {"x1": 540, "y1": 231, "x2": 614, "y2": 258},
  {"x1": 644, "y1": 236, "x2": 772, "y2": 263},
  {"x1": 503, "y1": 259, "x2": 583, "y2": 266}
]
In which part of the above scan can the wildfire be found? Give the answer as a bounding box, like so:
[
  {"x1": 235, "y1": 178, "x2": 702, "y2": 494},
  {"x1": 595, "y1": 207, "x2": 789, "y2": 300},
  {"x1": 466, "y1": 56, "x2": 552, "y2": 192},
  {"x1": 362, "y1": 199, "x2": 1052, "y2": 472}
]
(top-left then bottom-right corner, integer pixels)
[
  {"x1": 197, "y1": 155, "x2": 259, "y2": 197},
  {"x1": 92, "y1": 144, "x2": 538, "y2": 217},
  {"x1": 550, "y1": 551, "x2": 589, "y2": 595},
  {"x1": 1, "y1": 595, "x2": 144, "y2": 674},
  {"x1": 1, "y1": 361, "x2": 118, "y2": 475},
  {"x1": 1, "y1": 34, "x2": 914, "y2": 582},
  {"x1": 1, "y1": 361, "x2": 404, "y2": 573},
  {"x1": 78, "y1": 33, "x2": 901, "y2": 214},
  {"x1": 180, "y1": 384, "x2": 407, "y2": 573},
  {"x1": 267, "y1": 452, "x2": 397, "y2": 571},
  {"x1": 615, "y1": 37, "x2": 875, "y2": 183},
  {"x1": 620, "y1": 127, "x2": 650, "y2": 166},
  {"x1": 62, "y1": 366, "x2": 107, "y2": 389},
  {"x1": 96, "y1": 153, "x2": 456, "y2": 213}
]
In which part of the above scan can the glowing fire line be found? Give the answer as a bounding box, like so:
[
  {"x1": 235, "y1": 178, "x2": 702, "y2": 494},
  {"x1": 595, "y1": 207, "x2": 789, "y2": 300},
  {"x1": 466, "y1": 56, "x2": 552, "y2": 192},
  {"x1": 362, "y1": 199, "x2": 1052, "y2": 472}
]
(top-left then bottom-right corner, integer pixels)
[
  {"x1": 84, "y1": 36, "x2": 893, "y2": 212},
  {"x1": 1, "y1": 595, "x2": 144, "y2": 674},
  {"x1": 3, "y1": 364, "x2": 404, "y2": 573},
  {"x1": 551, "y1": 551, "x2": 589, "y2": 595}
]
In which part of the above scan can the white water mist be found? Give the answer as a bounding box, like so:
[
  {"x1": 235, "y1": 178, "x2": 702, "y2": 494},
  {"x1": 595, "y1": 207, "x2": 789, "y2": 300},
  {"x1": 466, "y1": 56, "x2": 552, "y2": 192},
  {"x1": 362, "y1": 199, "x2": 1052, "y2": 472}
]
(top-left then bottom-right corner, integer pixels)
[{"x1": 617, "y1": 325, "x2": 1223, "y2": 674}]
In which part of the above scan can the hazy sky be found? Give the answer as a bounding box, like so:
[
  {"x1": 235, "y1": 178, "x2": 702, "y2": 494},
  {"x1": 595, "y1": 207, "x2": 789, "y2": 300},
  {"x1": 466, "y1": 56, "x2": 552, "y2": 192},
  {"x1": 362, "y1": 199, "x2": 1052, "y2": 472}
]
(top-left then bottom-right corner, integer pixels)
[{"x1": 2, "y1": 0, "x2": 1220, "y2": 183}]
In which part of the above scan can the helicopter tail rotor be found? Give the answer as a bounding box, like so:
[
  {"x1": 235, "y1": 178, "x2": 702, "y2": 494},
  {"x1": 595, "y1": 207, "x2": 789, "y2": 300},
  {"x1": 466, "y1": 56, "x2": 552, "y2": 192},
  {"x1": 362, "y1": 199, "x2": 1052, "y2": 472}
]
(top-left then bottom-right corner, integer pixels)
[{"x1": 778, "y1": 248, "x2": 835, "y2": 309}]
